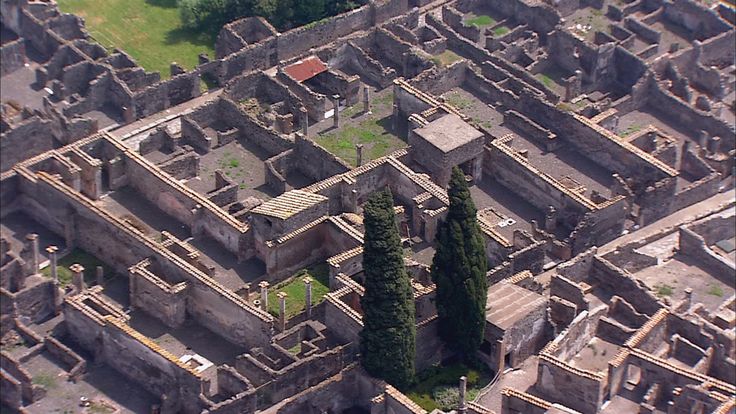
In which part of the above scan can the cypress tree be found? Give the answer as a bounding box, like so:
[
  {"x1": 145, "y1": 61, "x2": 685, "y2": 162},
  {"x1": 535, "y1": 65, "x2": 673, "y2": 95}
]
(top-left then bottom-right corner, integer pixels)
[
  {"x1": 360, "y1": 188, "x2": 416, "y2": 389},
  {"x1": 431, "y1": 167, "x2": 488, "y2": 361}
]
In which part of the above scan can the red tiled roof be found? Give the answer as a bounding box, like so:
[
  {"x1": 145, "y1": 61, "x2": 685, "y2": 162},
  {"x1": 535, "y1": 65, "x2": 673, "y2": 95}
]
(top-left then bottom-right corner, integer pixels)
[{"x1": 283, "y1": 56, "x2": 327, "y2": 83}]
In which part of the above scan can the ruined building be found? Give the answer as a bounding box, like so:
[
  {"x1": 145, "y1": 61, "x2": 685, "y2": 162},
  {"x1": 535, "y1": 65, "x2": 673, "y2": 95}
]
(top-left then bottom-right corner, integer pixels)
[{"x1": 1, "y1": 0, "x2": 734, "y2": 413}]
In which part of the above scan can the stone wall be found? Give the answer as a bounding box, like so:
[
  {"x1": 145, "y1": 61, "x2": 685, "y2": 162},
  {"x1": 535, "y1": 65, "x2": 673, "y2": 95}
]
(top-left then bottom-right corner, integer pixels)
[
  {"x1": 679, "y1": 227, "x2": 735, "y2": 282},
  {"x1": 0, "y1": 116, "x2": 57, "y2": 172},
  {"x1": 0, "y1": 38, "x2": 25, "y2": 75}
]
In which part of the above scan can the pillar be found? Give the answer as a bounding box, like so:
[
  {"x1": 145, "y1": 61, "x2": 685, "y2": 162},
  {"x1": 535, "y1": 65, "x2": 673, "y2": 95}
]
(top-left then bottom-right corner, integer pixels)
[
  {"x1": 332, "y1": 95, "x2": 340, "y2": 128},
  {"x1": 684, "y1": 287, "x2": 693, "y2": 310},
  {"x1": 363, "y1": 85, "x2": 371, "y2": 114},
  {"x1": 303, "y1": 276, "x2": 313, "y2": 318},
  {"x1": 70, "y1": 264, "x2": 85, "y2": 293},
  {"x1": 706, "y1": 136, "x2": 721, "y2": 154},
  {"x1": 277, "y1": 292, "x2": 287, "y2": 331},
  {"x1": 96, "y1": 266, "x2": 104, "y2": 286},
  {"x1": 26, "y1": 233, "x2": 40, "y2": 274},
  {"x1": 458, "y1": 376, "x2": 468, "y2": 414},
  {"x1": 302, "y1": 111, "x2": 309, "y2": 137},
  {"x1": 259, "y1": 281, "x2": 269, "y2": 311},
  {"x1": 544, "y1": 206, "x2": 557, "y2": 232},
  {"x1": 47, "y1": 246, "x2": 61, "y2": 314},
  {"x1": 46, "y1": 246, "x2": 58, "y2": 283},
  {"x1": 697, "y1": 130, "x2": 709, "y2": 149},
  {"x1": 356, "y1": 144, "x2": 364, "y2": 167},
  {"x1": 392, "y1": 102, "x2": 400, "y2": 132}
]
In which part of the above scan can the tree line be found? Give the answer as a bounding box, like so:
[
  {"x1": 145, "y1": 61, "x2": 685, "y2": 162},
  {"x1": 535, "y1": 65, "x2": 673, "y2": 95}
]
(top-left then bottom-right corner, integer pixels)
[
  {"x1": 177, "y1": 0, "x2": 365, "y2": 33},
  {"x1": 361, "y1": 167, "x2": 488, "y2": 389}
]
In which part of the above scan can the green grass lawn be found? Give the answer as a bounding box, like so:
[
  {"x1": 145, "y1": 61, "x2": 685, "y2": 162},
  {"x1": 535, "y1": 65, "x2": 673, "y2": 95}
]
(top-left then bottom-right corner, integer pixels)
[
  {"x1": 465, "y1": 14, "x2": 495, "y2": 28},
  {"x1": 57, "y1": 0, "x2": 216, "y2": 76},
  {"x1": 41, "y1": 248, "x2": 113, "y2": 287},
  {"x1": 268, "y1": 263, "x2": 331, "y2": 318},
  {"x1": 406, "y1": 362, "x2": 492, "y2": 411},
  {"x1": 493, "y1": 26, "x2": 510, "y2": 36},
  {"x1": 316, "y1": 92, "x2": 406, "y2": 166}
]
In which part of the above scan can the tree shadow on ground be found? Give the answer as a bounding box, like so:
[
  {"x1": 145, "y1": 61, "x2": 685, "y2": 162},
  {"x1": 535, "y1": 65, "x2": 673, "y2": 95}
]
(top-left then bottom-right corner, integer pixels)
[
  {"x1": 163, "y1": 25, "x2": 217, "y2": 48},
  {"x1": 144, "y1": 0, "x2": 177, "y2": 8}
]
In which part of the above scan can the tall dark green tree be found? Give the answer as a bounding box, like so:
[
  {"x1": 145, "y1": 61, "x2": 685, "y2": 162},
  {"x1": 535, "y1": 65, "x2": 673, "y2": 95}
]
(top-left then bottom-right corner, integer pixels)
[
  {"x1": 431, "y1": 167, "x2": 488, "y2": 360},
  {"x1": 360, "y1": 188, "x2": 416, "y2": 389}
]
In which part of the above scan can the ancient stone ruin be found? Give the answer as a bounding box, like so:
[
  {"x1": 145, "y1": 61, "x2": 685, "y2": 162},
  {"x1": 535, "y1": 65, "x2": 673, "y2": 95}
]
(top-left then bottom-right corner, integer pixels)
[{"x1": 1, "y1": 0, "x2": 734, "y2": 413}]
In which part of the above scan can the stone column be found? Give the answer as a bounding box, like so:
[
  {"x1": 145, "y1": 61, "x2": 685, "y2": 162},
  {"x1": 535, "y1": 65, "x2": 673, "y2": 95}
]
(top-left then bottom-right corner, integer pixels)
[
  {"x1": 46, "y1": 246, "x2": 61, "y2": 314},
  {"x1": 96, "y1": 266, "x2": 104, "y2": 286},
  {"x1": 544, "y1": 206, "x2": 557, "y2": 232},
  {"x1": 46, "y1": 246, "x2": 59, "y2": 282},
  {"x1": 356, "y1": 144, "x2": 364, "y2": 167},
  {"x1": 70, "y1": 264, "x2": 85, "y2": 293},
  {"x1": 458, "y1": 376, "x2": 468, "y2": 414},
  {"x1": 392, "y1": 102, "x2": 400, "y2": 132},
  {"x1": 277, "y1": 292, "x2": 287, "y2": 331},
  {"x1": 697, "y1": 130, "x2": 709, "y2": 149},
  {"x1": 26, "y1": 233, "x2": 40, "y2": 274},
  {"x1": 302, "y1": 111, "x2": 309, "y2": 137},
  {"x1": 259, "y1": 281, "x2": 269, "y2": 311},
  {"x1": 332, "y1": 95, "x2": 340, "y2": 128},
  {"x1": 363, "y1": 86, "x2": 371, "y2": 114},
  {"x1": 303, "y1": 276, "x2": 313, "y2": 318},
  {"x1": 684, "y1": 287, "x2": 693, "y2": 310},
  {"x1": 707, "y1": 136, "x2": 721, "y2": 154}
]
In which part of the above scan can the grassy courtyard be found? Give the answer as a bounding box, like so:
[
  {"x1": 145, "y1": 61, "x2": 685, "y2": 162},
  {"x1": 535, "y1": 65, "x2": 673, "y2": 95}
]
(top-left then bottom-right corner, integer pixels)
[
  {"x1": 315, "y1": 91, "x2": 406, "y2": 166},
  {"x1": 40, "y1": 248, "x2": 113, "y2": 287},
  {"x1": 406, "y1": 362, "x2": 492, "y2": 411},
  {"x1": 267, "y1": 263, "x2": 331, "y2": 318},
  {"x1": 57, "y1": 0, "x2": 216, "y2": 76},
  {"x1": 465, "y1": 14, "x2": 495, "y2": 28}
]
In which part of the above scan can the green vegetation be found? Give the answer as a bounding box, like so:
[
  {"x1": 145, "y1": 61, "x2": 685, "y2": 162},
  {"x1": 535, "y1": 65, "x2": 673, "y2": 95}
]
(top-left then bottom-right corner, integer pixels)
[
  {"x1": 707, "y1": 284, "x2": 724, "y2": 297},
  {"x1": 465, "y1": 14, "x2": 495, "y2": 28},
  {"x1": 492, "y1": 26, "x2": 510, "y2": 36},
  {"x1": 360, "y1": 189, "x2": 416, "y2": 390},
  {"x1": 443, "y1": 91, "x2": 474, "y2": 111},
  {"x1": 621, "y1": 124, "x2": 643, "y2": 137},
  {"x1": 41, "y1": 248, "x2": 113, "y2": 287},
  {"x1": 431, "y1": 168, "x2": 488, "y2": 360},
  {"x1": 316, "y1": 92, "x2": 405, "y2": 166},
  {"x1": 32, "y1": 373, "x2": 58, "y2": 389},
  {"x1": 268, "y1": 263, "x2": 330, "y2": 318},
  {"x1": 431, "y1": 50, "x2": 463, "y2": 68},
  {"x1": 178, "y1": 0, "x2": 365, "y2": 34},
  {"x1": 536, "y1": 73, "x2": 555, "y2": 89},
  {"x1": 88, "y1": 402, "x2": 116, "y2": 414},
  {"x1": 655, "y1": 283, "x2": 674, "y2": 297},
  {"x1": 57, "y1": 0, "x2": 216, "y2": 76},
  {"x1": 405, "y1": 362, "x2": 491, "y2": 411}
]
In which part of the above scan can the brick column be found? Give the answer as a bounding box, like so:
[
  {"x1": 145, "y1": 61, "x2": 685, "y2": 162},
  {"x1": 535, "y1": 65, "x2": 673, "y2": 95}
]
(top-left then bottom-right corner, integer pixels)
[
  {"x1": 356, "y1": 144, "x2": 364, "y2": 167},
  {"x1": 363, "y1": 85, "x2": 371, "y2": 114},
  {"x1": 277, "y1": 292, "x2": 287, "y2": 331},
  {"x1": 70, "y1": 264, "x2": 85, "y2": 293},
  {"x1": 333, "y1": 95, "x2": 340, "y2": 128},
  {"x1": 26, "y1": 233, "x2": 40, "y2": 274},
  {"x1": 303, "y1": 276, "x2": 313, "y2": 318},
  {"x1": 96, "y1": 266, "x2": 104, "y2": 286},
  {"x1": 458, "y1": 376, "x2": 467, "y2": 414},
  {"x1": 259, "y1": 281, "x2": 269, "y2": 311},
  {"x1": 46, "y1": 246, "x2": 61, "y2": 314}
]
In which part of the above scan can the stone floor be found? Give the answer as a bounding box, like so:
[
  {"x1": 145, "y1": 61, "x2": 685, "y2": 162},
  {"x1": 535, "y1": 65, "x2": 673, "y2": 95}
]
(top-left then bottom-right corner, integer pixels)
[
  {"x1": 568, "y1": 337, "x2": 622, "y2": 373},
  {"x1": 98, "y1": 186, "x2": 190, "y2": 241},
  {"x1": 187, "y1": 139, "x2": 278, "y2": 201},
  {"x1": 188, "y1": 236, "x2": 267, "y2": 290},
  {"x1": 470, "y1": 177, "x2": 544, "y2": 241},
  {"x1": 634, "y1": 253, "x2": 734, "y2": 312},
  {"x1": 477, "y1": 355, "x2": 539, "y2": 413}
]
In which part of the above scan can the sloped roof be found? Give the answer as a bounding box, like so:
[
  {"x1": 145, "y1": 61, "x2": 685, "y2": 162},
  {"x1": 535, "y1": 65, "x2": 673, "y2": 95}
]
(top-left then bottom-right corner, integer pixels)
[{"x1": 283, "y1": 56, "x2": 328, "y2": 83}]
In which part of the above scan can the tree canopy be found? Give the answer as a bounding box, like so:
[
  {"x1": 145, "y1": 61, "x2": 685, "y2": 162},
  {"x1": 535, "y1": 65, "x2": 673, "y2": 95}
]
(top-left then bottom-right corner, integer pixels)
[
  {"x1": 360, "y1": 188, "x2": 416, "y2": 390},
  {"x1": 431, "y1": 167, "x2": 488, "y2": 361},
  {"x1": 178, "y1": 0, "x2": 363, "y2": 33}
]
